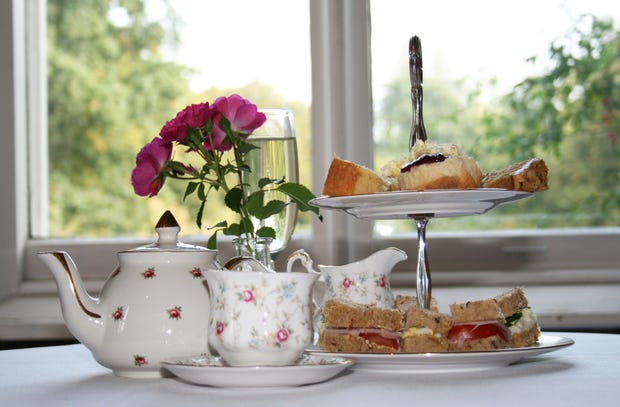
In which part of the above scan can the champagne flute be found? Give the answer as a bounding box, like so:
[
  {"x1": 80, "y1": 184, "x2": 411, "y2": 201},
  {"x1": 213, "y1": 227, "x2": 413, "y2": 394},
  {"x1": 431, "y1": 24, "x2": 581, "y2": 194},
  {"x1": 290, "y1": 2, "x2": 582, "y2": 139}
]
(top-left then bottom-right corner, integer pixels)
[{"x1": 245, "y1": 109, "x2": 299, "y2": 256}]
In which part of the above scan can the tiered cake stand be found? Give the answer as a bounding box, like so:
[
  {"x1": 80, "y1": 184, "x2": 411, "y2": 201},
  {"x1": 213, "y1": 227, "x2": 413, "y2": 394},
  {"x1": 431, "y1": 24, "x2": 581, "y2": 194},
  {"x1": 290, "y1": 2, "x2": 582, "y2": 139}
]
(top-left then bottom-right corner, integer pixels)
[
  {"x1": 310, "y1": 189, "x2": 532, "y2": 308},
  {"x1": 311, "y1": 35, "x2": 532, "y2": 308}
]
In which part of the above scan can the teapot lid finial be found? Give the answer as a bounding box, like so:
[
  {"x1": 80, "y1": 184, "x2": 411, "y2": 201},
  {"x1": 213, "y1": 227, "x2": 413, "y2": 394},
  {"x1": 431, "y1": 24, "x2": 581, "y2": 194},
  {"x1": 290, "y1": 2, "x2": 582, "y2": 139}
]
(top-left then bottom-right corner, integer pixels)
[{"x1": 156, "y1": 210, "x2": 179, "y2": 229}]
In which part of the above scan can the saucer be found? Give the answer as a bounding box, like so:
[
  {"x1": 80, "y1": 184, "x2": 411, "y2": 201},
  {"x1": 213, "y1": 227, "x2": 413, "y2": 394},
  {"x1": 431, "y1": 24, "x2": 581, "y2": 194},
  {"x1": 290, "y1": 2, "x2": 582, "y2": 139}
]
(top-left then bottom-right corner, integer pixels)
[{"x1": 162, "y1": 353, "x2": 354, "y2": 388}]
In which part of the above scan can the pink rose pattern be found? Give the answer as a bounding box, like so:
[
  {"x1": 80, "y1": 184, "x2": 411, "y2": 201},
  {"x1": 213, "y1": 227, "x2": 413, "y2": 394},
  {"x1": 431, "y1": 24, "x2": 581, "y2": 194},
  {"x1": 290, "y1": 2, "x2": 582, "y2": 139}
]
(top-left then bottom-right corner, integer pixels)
[
  {"x1": 209, "y1": 276, "x2": 310, "y2": 351},
  {"x1": 241, "y1": 289, "x2": 255, "y2": 303},
  {"x1": 133, "y1": 355, "x2": 148, "y2": 366},
  {"x1": 276, "y1": 328, "x2": 289, "y2": 343},
  {"x1": 112, "y1": 306, "x2": 124, "y2": 321},
  {"x1": 142, "y1": 267, "x2": 156, "y2": 279},
  {"x1": 324, "y1": 271, "x2": 393, "y2": 307},
  {"x1": 167, "y1": 306, "x2": 182, "y2": 319}
]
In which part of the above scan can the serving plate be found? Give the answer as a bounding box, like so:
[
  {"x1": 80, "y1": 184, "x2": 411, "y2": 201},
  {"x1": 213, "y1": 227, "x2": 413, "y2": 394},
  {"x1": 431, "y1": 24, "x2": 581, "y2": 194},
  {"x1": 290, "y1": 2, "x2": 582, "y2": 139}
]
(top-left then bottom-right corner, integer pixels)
[
  {"x1": 310, "y1": 189, "x2": 532, "y2": 219},
  {"x1": 162, "y1": 353, "x2": 353, "y2": 388},
  {"x1": 306, "y1": 334, "x2": 573, "y2": 374}
]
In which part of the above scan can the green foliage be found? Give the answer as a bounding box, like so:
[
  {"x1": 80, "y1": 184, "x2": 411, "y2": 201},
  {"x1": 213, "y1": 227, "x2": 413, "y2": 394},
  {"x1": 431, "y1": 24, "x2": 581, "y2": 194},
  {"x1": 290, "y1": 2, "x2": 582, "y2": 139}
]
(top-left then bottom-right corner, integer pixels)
[
  {"x1": 479, "y1": 15, "x2": 620, "y2": 227},
  {"x1": 374, "y1": 14, "x2": 620, "y2": 230},
  {"x1": 47, "y1": 0, "x2": 190, "y2": 236}
]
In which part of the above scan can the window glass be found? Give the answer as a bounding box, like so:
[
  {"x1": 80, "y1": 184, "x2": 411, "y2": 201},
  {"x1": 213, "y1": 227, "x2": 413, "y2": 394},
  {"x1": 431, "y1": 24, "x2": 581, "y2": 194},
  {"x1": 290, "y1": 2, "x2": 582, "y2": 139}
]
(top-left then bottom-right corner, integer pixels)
[
  {"x1": 371, "y1": 0, "x2": 620, "y2": 234},
  {"x1": 44, "y1": 0, "x2": 311, "y2": 238}
]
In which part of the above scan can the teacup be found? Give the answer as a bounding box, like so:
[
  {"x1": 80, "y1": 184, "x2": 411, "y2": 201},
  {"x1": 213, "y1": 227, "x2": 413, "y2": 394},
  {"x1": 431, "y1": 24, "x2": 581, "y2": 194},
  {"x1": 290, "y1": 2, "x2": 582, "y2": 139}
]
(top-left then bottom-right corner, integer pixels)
[{"x1": 205, "y1": 268, "x2": 318, "y2": 366}]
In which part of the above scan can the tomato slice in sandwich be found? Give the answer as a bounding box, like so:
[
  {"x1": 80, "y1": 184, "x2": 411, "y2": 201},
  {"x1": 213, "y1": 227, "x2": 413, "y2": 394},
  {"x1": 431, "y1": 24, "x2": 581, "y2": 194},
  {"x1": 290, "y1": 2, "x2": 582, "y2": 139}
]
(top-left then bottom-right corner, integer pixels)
[
  {"x1": 359, "y1": 332, "x2": 399, "y2": 350},
  {"x1": 447, "y1": 322, "x2": 509, "y2": 343}
]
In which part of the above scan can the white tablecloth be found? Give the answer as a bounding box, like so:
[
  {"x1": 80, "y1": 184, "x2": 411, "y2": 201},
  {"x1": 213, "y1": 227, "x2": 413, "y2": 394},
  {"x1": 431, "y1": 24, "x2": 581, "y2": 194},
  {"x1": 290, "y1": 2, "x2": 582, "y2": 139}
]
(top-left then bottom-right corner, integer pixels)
[{"x1": 0, "y1": 332, "x2": 617, "y2": 406}]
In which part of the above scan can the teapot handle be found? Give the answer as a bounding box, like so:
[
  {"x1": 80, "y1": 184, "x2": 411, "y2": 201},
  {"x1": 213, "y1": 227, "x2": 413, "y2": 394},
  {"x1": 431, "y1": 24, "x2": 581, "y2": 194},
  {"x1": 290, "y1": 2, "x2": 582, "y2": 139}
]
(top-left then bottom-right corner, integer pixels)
[{"x1": 286, "y1": 249, "x2": 317, "y2": 274}]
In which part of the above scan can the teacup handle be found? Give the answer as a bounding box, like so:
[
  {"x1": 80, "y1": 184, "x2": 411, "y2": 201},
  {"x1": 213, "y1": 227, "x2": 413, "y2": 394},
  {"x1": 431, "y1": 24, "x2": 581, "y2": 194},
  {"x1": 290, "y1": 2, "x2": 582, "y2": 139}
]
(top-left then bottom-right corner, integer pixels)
[{"x1": 286, "y1": 249, "x2": 317, "y2": 273}]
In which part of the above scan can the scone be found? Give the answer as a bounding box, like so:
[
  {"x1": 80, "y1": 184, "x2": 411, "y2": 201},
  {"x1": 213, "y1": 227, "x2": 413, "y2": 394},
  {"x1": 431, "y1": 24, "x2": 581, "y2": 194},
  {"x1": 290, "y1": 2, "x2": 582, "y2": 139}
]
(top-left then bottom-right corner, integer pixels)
[
  {"x1": 381, "y1": 141, "x2": 482, "y2": 191},
  {"x1": 481, "y1": 158, "x2": 548, "y2": 192},
  {"x1": 322, "y1": 155, "x2": 389, "y2": 196}
]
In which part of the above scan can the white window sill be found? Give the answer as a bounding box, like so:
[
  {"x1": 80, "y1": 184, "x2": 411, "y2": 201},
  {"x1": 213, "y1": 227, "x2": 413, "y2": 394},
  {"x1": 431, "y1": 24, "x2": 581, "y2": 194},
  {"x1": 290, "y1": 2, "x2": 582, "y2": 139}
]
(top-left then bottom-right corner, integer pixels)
[{"x1": 1, "y1": 277, "x2": 619, "y2": 343}]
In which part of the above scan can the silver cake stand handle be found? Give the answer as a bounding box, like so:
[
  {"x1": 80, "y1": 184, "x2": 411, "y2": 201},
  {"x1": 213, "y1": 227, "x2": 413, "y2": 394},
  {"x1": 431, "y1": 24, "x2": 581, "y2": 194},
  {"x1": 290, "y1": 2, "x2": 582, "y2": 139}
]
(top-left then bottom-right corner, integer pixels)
[
  {"x1": 409, "y1": 35, "x2": 427, "y2": 149},
  {"x1": 413, "y1": 215, "x2": 432, "y2": 309}
]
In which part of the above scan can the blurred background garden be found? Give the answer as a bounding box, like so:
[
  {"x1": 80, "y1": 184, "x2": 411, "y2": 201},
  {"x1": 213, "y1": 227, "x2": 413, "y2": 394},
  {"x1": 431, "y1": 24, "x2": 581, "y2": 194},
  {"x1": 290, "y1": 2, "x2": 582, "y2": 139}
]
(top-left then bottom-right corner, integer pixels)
[{"x1": 45, "y1": 0, "x2": 619, "y2": 238}]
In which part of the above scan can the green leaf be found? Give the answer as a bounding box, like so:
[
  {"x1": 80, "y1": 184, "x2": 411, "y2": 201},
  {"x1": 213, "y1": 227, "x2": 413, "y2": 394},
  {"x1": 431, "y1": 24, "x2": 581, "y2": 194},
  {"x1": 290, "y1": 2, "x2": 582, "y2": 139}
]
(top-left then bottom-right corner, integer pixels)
[
  {"x1": 246, "y1": 190, "x2": 264, "y2": 215},
  {"x1": 225, "y1": 187, "x2": 243, "y2": 213},
  {"x1": 185, "y1": 127, "x2": 204, "y2": 149},
  {"x1": 197, "y1": 183, "x2": 206, "y2": 200},
  {"x1": 168, "y1": 160, "x2": 189, "y2": 174},
  {"x1": 183, "y1": 182, "x2": 199, "y2": 200},
  {"x1": 240, "y1": 217, "x2": 254, "y2": 234},
  {"x1": 254, "y1": 199, "x2": 288, "y2": 220},
  {"x1": 195, "y1": 200, "x2": 206, "y2": 229},
  {"x1": 207, "y1": 220, "x2": 227, "y2": 230},
  {"x1": 258, "y1": 176, "x2": 285, "y2": 189},
  {"x1": 218, "y1": 116, "x2": 231, "y2": 133},
  {"x1": 223, "y1": 223, "x2": 242, "y2": 236},
  {"x1": 256, "y1": 226, "x2": 276, "y2": 239},
  {"x1": 237, "y1": 141, "x2": 260, "y2": 155},
  {"x1": 277, "y1": 182, "x2": 322, "y2": 220},
  {"x1": 207, "y1": 231, "x2": 218, "y2": 250}
]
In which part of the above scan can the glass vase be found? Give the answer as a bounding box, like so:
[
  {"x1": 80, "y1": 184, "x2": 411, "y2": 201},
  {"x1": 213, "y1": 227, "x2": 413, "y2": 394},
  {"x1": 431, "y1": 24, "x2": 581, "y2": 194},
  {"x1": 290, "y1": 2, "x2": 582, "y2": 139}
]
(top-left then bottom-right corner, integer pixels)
[{"x1": 232, "y1": 236, "x2": 274, "y2": 269}]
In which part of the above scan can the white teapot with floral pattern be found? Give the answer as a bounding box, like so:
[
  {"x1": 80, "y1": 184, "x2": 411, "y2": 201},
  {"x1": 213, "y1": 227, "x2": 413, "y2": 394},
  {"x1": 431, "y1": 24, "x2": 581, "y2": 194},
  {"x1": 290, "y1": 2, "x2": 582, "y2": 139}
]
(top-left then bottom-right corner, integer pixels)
[{"x1": 38, "y1": 211, "x2": 218, "y2": 378}]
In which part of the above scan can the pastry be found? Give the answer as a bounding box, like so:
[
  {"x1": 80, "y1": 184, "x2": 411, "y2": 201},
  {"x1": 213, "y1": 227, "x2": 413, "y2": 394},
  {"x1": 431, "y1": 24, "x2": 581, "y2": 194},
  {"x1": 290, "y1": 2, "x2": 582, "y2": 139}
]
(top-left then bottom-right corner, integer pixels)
[
  {"x1": 322, "y1": 155, "x2": 389, "y2": 196},
  {"x1": 381, "y1": 141, "x2": 482, "y2": 191},
  {"x1": 481, "y1": 158, "x2": 548, "y2": 192}
]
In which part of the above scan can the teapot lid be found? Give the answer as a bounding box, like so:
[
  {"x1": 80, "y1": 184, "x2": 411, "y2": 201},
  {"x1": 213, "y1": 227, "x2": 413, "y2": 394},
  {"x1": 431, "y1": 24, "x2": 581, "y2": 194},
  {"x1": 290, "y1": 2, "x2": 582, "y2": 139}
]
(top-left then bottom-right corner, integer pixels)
[{"x1": 129, "y1": 210, "x2": 213, "y2": 252}]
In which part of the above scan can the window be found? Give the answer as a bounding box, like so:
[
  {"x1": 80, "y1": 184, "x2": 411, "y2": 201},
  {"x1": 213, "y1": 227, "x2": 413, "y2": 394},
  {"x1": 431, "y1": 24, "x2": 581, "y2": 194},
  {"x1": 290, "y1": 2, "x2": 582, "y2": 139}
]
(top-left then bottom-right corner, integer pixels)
[
  {"x1": 371, "y1": 0, "x2": 620, "y2": 235},
  {"x1": 2, "y1": 0, "x2": 619, "y2": 311}
]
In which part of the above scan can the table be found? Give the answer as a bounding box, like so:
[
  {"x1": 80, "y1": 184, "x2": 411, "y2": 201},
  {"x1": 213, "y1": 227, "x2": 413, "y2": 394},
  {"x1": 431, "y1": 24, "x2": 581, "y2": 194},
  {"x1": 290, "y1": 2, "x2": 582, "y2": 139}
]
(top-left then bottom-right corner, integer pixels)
[{"x1": 0, "y1": 332, "x2": 617, "y2": 406}]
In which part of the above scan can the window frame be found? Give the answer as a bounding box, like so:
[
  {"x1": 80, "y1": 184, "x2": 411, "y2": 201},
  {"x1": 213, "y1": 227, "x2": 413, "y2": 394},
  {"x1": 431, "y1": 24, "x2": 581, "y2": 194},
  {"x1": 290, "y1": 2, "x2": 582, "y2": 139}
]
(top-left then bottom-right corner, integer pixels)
[{"x1": 1, "y1": 0, "x2": 619, "y2": 305}]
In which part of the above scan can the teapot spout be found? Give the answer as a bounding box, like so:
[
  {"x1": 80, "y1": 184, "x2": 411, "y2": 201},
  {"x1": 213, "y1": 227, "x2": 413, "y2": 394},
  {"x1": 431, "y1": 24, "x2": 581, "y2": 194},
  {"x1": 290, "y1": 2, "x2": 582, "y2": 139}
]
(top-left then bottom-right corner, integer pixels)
[{"x1": 38, "y1": 251, "x2": 103, "y2": 350}]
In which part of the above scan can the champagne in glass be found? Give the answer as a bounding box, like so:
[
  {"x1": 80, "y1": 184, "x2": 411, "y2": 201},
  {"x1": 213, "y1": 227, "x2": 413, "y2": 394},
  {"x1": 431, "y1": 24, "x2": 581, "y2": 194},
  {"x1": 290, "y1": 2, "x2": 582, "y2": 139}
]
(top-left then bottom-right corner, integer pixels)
[{"x1": 245, "y1": 109, "x2": 299, "y2": 255}]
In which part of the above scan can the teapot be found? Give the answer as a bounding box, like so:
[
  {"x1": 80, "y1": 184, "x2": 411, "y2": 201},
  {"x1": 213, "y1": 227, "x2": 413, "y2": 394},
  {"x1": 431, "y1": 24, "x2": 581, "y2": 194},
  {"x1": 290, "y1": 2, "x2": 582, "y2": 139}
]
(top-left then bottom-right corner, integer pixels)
[
  {"x1": 318, "y1": 247, "x2": 407, "y2": 308},
  {"x1": 39, "y1": 211, "x2": 218, "y2": 378}
]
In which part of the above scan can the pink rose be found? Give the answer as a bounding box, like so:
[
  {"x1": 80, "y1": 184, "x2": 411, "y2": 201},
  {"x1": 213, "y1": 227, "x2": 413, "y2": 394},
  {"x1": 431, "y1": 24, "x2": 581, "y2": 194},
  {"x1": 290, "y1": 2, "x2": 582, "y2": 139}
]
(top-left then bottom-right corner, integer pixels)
[
  {"x1": 131, "y1": 137, "x2": 172, "y2": 197},
  {"x1": 204, "y1": 112, "x2": 234, "y2": 152},
  {"x1": 342, "y1": 277, "x2": 352, "y2": 289},
  {"x1": 184, "y1": 102, "x2": 212, "y2": 128},
  {"x1": 276, "y1": 328, "x2": 289, "y2": 343},
  {"x1": 212, "y1": 94, "x2": 266, "y2": 136},
  {"x1": 216, "y1": 321, "x2": 225, "y2": 335},
  {"x1": 378, "y1": 276, "x2": 386, "y2": 288},
  {"x1": 160, "y1": 102, "x2": 212, "y2": 143}
]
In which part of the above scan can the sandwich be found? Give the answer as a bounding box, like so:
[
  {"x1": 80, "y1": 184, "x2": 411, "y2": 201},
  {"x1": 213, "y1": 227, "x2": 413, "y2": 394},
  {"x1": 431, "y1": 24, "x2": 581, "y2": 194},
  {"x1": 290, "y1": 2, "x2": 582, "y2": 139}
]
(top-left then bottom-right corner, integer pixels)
[
  {"x1": 494, "y1": 287, "x2": 540, "y2": 348},
  {"x1": 394, "y1": 294, "x2": 439, "y2": 312},
  {"x1": 317, "y1": 299, "x2": 403, "y2": 353},
  {"x1": 401, "y1": 307, "x2": 453, "y2": 353},
  {"x1": 448, "y1": 297, "x2": 511, "y2": 351}
]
